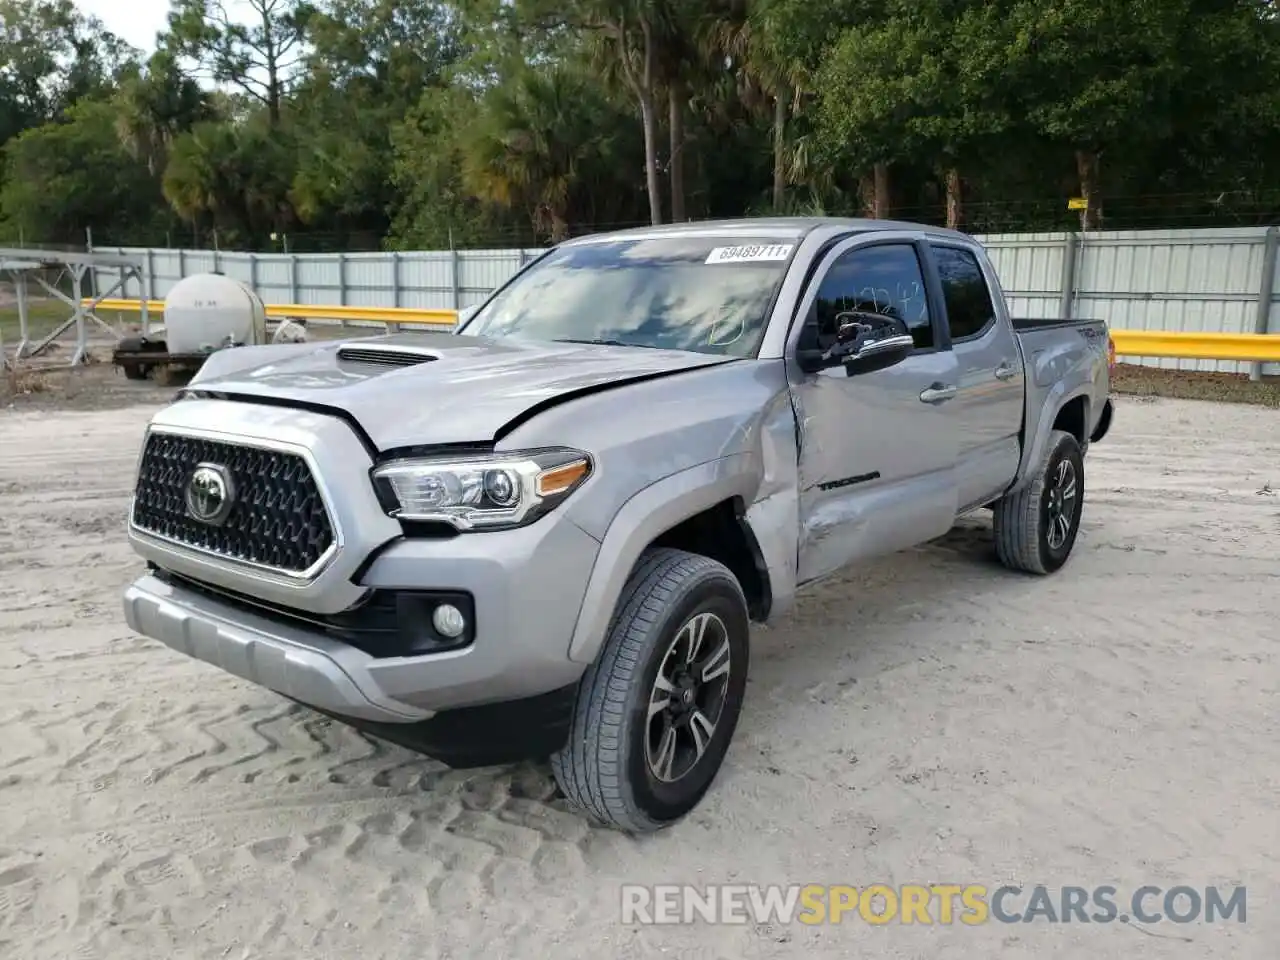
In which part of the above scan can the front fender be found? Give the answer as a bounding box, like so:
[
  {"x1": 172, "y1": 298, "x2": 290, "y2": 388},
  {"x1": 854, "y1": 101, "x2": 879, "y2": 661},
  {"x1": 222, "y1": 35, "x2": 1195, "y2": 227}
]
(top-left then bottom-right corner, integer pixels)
[{"x1": 566, "y1": 454, "x2": 759, "y2": 664}]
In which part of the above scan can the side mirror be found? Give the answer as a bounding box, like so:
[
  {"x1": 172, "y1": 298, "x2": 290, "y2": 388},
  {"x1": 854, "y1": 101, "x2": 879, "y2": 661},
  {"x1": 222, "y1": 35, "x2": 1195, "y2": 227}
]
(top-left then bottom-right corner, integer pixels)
[{"x1": 796, "y1": 311, "x2": 916, "y2": 375}]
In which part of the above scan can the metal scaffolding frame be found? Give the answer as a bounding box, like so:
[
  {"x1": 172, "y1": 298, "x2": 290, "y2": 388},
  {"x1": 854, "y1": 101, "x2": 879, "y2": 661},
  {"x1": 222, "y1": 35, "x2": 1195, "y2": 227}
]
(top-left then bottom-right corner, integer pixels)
[{"x1": 0, "y1": 248, "x2": 150, "y2": 366}]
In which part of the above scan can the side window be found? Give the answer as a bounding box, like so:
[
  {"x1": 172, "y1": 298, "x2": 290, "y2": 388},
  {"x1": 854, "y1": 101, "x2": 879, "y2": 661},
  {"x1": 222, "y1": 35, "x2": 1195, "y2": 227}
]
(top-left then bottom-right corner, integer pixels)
[
  {"x1": 802, "y1": 244, "x2": 933, "y2": 352},
  {"x1": 932, "y1": 245, "x2": 996, "y2": 341}
]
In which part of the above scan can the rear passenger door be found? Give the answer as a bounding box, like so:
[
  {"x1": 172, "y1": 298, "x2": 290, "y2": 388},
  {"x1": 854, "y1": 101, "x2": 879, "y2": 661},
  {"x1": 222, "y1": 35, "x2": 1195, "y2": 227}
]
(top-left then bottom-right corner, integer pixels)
[{"x1": 928, "y1": 242, "x2": 1025, "y2": 511}]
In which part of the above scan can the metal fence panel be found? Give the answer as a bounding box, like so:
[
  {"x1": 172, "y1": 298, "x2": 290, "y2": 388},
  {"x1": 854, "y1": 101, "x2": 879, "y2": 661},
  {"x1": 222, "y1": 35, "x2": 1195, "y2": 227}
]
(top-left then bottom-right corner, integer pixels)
[
  {"x1": 975, "y1": 232, "x2": 1069, "y2": 321},
  {"x1": 1078, "y1": 228, "x2": 1268, "y2": 373},
  {"x1": 397, "y1": 253, "x2": 457, "y2": 308},
  {"x1": 92, "y1": 229, "x2": 1280, "y2": 375}
]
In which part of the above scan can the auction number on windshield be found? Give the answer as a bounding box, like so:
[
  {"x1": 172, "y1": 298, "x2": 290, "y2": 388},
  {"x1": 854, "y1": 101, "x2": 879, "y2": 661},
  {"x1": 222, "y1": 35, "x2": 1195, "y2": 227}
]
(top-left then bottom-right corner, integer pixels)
[{"x1": 705, "y1": 244, "x2": 795, "y2": 264}]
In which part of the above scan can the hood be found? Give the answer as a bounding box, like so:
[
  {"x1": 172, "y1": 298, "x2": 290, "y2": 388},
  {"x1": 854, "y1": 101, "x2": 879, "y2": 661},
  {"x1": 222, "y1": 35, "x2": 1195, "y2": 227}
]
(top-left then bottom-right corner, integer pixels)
[{"x1": 184, "y1": 331, "x2": 734, "y2": 451}]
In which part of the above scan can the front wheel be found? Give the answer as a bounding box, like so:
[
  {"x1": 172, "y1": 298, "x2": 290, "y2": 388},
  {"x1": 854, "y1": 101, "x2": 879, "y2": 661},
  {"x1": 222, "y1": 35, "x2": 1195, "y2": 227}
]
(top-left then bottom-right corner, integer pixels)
[
  {"x1": 993, "y1": 429, "x2": 1085, "y2": 575},
  {"x1": 551, "y1": 548, "x2": 750, "y2": 833}
]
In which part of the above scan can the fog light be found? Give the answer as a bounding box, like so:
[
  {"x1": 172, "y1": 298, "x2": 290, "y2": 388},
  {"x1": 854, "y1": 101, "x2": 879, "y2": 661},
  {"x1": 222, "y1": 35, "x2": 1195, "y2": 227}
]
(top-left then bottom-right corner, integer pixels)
[{"x1": 432, "y1": 603, "x2": 466, "y2": 639}]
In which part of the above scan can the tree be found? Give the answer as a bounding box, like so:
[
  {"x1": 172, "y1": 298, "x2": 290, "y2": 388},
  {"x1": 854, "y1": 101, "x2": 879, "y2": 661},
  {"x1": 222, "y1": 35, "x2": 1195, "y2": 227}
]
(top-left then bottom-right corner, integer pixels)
[
  {"x1": 506, "y1": 0, "x2": 688, "y2": 225},
  {"x1": 816, "y1": 1, "x2": 1015, "y2": 228},
  {"x1": 388, "y1": 86, "x2": 497, "y2": 249},
  {"x1": 0, "y1": 99, "x2": 164, "y2": 243},
  {"x1": 0, "y1": 0, "x2": 136, "y2": 145},
  {"x1": 163, "y1": 113, "x2": 299, "y2": 243},
  {"x1": 581, "y1": 0, "x2": 671, "y2": 226},
  {"x1": 751, "y1": 0, "x2": 893, "y2": 215},
  {"x1": 287, "y1": 0, "x2": 467, "y2": 237},
  {"x1": 1000, "y1": 0, "x2": 1191, "y2": 228},
  {"x1": 115, "y1": 49, "x2": 216, "y2": 176},
  {"x1": 3, "y1": 0, "x2": 1280, "y2": 247},
  {"x1": 459, "y1": 63, "x2": 629, "y2": 240},
  {"x1": 813, "y1": 25, "x2": 916, "y2": 219},
  {"x1": 164, "y1": 0, "x2": 309, "y2": 126},
  {"x1": 302, "y1": 0, "x2": 464, "y2": 100},
  {"x1": 708, "y1": 2, "x2": 800, "y2": 210}
]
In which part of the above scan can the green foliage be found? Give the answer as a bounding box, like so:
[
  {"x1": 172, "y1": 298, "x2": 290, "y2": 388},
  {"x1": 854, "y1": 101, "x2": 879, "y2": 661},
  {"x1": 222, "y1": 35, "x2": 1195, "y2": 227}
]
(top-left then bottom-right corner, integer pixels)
[
  {"x1": 459, "y1": 63, "x2": 636, "y2": 239},
  {"x1": 115, "y1": 50, "x2": 217, "y2": 175},
  {"x1": 2, "y1": 0, "x2": 1280, "y2": 247},
  {"x1": 0, "y1": 99, "x2": 165, "y2": 243},
  {"x1": 164, "y1": 0, "x2": 309, "y2": 122},
  {"x1": 163, "y1": 112, "x2": 299, "y2": 245},
  {"x1": 0, "y1": 0, "x2": 136, "y2": 144},
  {"x1": 387, "y1": 86, "x2": 496, "y2": 250}
]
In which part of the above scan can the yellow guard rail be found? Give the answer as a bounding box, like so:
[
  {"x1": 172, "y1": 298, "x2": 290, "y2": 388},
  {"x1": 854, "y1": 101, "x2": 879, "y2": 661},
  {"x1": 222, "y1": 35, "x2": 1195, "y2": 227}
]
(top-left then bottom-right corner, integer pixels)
[{"x1": 88, "y1": 299, "x2": 1280, "y2": 361}]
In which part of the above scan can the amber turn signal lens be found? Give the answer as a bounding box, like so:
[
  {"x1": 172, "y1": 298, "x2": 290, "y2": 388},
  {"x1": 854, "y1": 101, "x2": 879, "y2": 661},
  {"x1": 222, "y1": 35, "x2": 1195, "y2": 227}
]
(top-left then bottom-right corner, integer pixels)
[{"x1": 536, "y1": 459, "x2": 590, "y2": 497}]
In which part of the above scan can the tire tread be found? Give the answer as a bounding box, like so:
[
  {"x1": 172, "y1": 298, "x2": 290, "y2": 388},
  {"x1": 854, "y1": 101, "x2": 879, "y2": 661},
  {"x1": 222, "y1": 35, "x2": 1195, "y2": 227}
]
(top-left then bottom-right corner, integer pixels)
[
  {"x1": 551, "y1": 547, "x2": 744, "y2": 832},
  {"x1": 993, "y1": 428, "x2": 1077, "y2": 575}
]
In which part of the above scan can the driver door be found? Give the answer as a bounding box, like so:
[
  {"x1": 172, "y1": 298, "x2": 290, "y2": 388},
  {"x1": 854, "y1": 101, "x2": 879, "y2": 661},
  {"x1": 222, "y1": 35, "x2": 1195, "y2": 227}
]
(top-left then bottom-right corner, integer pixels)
[{"x1": 787, "y1": 236, "x2": 960, "y2": 585}]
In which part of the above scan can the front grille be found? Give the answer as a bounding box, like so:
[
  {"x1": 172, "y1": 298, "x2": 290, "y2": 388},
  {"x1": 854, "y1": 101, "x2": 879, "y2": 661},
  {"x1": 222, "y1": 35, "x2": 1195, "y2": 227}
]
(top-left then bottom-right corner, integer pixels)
[{"x1": 131, "y1": 432, "x2": 335, "y2": 575}]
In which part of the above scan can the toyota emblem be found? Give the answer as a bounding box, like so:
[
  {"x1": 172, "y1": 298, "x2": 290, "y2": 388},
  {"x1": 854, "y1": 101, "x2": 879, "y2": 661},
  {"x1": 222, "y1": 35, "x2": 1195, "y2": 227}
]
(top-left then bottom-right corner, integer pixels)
[{"x1": 185, "y1": 463, "x2": 235, "y2": 526}]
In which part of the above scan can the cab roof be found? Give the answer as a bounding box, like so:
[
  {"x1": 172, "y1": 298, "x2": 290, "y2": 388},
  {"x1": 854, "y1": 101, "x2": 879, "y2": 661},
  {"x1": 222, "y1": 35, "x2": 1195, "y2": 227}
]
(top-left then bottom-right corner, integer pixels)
[{"x1": 561, "y1": 216, "x2": 976, "y2": 246}]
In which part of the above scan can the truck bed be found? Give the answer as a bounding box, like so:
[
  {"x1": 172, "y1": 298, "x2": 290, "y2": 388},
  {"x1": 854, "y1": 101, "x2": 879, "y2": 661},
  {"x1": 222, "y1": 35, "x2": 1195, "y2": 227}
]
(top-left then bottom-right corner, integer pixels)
[
  {"x1": 1011, "y1": 316, "x2": 1104, "y2": 333},
  {"x1": 1011, "y1": 316, "x2": 1109, "y2": 360},
  {"x1": 1008, "y1": 314, "x2": 1111, "y2": 481}
]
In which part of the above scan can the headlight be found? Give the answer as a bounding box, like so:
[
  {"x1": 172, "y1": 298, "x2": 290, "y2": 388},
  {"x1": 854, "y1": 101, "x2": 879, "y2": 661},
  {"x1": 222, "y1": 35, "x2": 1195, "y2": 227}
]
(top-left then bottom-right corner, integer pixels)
[{"x1": 371, "y1": 448, "x2": 592, "y2": 531}]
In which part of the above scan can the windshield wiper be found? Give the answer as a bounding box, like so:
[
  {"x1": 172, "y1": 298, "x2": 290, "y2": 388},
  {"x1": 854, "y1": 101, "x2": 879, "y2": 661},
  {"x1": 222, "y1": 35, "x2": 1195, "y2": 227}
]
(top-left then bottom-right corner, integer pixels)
[{"x1": 552, "y1": 337, "x2": 666, "y2": 349}]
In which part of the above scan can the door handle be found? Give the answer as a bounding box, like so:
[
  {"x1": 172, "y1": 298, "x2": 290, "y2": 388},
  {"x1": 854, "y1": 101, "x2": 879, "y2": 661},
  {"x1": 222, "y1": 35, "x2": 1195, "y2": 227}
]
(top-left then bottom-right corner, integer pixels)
[
  {"x1": 994, "y1": 360, "x2": 1017, "y2": 381},
  {"x1": 919, "y1": 382, "x2": 957, "y2": 404}
]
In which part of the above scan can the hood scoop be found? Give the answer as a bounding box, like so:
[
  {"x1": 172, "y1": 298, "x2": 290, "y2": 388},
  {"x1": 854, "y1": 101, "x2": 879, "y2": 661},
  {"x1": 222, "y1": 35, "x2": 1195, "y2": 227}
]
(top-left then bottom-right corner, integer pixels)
[{"x1": 337, "y1": 344, "x2": 438, "y2": 368}]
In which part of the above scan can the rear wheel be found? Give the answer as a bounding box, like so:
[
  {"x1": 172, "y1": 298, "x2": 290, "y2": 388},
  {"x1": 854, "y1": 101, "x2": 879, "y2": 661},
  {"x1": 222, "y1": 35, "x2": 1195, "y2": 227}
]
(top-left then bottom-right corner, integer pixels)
[
  {"x1": 993, "y1": 429, "x2": 1085, "y2": 574},
  {"x1": 552, "y1": 548, "x2": 749, "y2": 832}
]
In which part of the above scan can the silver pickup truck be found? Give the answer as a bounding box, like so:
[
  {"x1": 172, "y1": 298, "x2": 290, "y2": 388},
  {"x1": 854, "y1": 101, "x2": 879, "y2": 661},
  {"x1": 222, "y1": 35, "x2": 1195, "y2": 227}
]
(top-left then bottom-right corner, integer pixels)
[{"x1": 121, "y1": 218, "x2": 1113, "y2": 832}]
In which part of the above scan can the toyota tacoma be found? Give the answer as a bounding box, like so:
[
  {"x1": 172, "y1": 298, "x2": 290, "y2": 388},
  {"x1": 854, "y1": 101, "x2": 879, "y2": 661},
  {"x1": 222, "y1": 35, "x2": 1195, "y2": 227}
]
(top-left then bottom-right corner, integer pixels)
[{"x1": 121, "y1": 218, "x2": 1114, "y2": 832}]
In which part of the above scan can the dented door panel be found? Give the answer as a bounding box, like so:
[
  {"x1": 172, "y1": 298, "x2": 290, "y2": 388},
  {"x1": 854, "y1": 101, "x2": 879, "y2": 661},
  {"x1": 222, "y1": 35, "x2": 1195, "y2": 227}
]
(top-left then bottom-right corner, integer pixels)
[{"x1": 790, "y1": 350, "x2": 960, "y2": 585}]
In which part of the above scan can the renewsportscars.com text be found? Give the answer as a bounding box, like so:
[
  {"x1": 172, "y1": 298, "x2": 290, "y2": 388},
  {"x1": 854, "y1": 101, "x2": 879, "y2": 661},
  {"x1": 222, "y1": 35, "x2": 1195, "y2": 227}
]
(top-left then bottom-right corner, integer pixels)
[{"x1": 621, "y1": 883, "x2": 1247, "y2": 926}]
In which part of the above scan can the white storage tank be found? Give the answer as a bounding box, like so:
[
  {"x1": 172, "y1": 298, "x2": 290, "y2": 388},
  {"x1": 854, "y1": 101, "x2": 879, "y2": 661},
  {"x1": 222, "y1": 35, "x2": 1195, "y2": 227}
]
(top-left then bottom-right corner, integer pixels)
[{"x1": 162, "y1": 273, "x2": 267, "y2": 355}]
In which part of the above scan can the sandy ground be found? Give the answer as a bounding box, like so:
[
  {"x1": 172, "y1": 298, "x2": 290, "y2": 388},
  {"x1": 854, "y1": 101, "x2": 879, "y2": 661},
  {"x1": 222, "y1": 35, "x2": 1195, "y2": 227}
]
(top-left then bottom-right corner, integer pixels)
[{"x1": 1, "y1": 393, "x2": 1277, "y2": 960}]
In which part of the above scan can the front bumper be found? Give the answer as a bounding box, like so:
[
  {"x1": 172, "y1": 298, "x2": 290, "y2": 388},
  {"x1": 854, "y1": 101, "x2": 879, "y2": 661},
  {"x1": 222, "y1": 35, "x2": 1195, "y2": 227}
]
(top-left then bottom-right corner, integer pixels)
[
  {"x1": 123, "y1": 574, "x2": 581, "y2": 763},
  {"x1": 124, "y1": 572, "x2": 428, "y2": 722},
  {"x1": 124, "y1": 504, "x2": 599, "y2": 721}
]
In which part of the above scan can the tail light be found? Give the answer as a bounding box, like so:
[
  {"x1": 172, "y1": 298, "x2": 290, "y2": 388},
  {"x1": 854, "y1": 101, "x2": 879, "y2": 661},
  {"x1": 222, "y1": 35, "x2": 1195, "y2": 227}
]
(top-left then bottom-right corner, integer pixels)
[{"x1": 1107, "y1": 335, "x2": 1116, "y2": 370}]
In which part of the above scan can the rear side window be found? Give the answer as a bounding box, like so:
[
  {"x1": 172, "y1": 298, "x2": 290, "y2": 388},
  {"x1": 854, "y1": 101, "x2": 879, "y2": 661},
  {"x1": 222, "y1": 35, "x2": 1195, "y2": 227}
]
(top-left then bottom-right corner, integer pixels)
[{"x1": 932, "y1": 246, "x2": 996, "y2": 341}]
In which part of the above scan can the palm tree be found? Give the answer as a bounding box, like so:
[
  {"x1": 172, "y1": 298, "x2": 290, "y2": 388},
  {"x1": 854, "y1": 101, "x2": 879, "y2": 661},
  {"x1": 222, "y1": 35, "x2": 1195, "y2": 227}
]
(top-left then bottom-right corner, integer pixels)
[
  {"x1": 162, "y1": 121, "x2": 235, "y2": 228},
  {"x1": 115, "y1": 50, "x2": 214, "y2": 176},
  {"x1": 573, "y1": 0, "x2": 674, "y2": 226},
  {"x1": 705, "y1": 1, "x2": 806, "y2": 211},
  {"x1": 460, "y1": 65, "x2": 614, "y2": 241}
]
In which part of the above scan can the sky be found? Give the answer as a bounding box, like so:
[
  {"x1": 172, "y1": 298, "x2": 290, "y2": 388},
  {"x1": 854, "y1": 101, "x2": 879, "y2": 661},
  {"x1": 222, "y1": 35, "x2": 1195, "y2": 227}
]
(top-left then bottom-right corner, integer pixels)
[{"x1": 79, "y1": 0, "x2": 174, "y2": 54}]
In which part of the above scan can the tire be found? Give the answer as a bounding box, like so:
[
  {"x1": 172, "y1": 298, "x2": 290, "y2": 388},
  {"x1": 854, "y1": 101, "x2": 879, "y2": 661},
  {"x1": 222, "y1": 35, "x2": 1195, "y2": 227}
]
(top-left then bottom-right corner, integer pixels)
[
  {"x1": 122, "y1": 363, "x2": 149, "y2": 381},
  {"x1": 551, "y1": 548, "x2": 750, "y2": 833},
  {"x1": 993, "y1": 429, "x2": 1085, "y2": 575}
]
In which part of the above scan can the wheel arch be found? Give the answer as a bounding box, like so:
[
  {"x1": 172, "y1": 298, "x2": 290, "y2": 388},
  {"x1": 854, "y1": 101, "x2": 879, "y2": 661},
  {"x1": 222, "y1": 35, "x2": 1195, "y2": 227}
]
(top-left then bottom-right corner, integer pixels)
[
  {"x1": 1008, "y1": 385, "x2": 1093, "y2": 496},
  {"x1": 1052, "y1": 394, "x2": 1090, "y2": 445},
  {"x1": 567, "y1": 455, "x2": 774, "y2": 664},
  {"x1": 1089, "y1": 397, "x2": 1114, "y2": 443}
]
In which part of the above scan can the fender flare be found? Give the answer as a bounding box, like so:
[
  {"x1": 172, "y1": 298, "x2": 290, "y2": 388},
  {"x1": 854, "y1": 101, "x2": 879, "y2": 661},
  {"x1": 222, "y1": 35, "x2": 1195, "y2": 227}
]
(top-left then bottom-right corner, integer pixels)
[
  {"x1": 1008, "y1": 386, "x2": 1093, "y2": 496},
  {"x1": 1090, "y1": 398, "x2": 1115, "y2": 443},
  {"x1": 566, "y1": 454, "x2": 757, "y2": 664}
]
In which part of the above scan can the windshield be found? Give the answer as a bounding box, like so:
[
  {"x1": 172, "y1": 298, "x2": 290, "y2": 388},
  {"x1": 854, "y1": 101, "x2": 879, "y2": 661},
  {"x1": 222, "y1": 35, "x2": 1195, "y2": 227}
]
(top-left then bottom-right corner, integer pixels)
[{"x1": 458, "y1": 236, "x2": 797, "y2": 357}]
